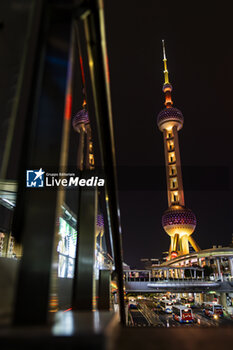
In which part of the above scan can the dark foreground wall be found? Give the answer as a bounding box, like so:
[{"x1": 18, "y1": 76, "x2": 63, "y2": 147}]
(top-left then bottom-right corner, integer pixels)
[{"x1": 0, "y1": 257, "x2": 74, "y2": 317}]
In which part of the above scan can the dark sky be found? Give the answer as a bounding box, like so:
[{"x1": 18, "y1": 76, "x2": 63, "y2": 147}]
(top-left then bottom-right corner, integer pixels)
[
  {"x1": 1, "y1": 1, "x2": 233, "y2": 269},
  {"x1": 104, "y1": 1, "x2": 233, "y2": 268}
]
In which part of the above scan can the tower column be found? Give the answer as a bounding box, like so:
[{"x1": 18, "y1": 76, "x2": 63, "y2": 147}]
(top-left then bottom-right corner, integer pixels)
[
  {"x1": 173, "y1": 233, "x2": 179, "y2": 252},
  {"x1": 163, "y1": 130, "x2": 172, "y2": 207},
  {"x1": 181, "y1": 235, "x2": 189, "y2": 255},
  {"x1": 169, "y1": 236, "x2": 174, "y2": 254},
  {"x1": 172, "y1": 126, "x2": 185, "y2": 206}
]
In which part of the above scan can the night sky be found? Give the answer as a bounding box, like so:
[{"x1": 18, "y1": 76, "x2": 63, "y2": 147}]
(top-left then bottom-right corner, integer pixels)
[
  {"x1": 104, "y1": 1, "x2": 233, "y2": 268},
  {"x1": 1, "y1": 1, "x2": 233, "y2": 269}
]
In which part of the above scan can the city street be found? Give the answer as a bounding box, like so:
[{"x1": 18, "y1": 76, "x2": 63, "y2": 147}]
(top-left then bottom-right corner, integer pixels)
[{"x1": 128, "y1": 298, "x2": 233, "y2": 328}]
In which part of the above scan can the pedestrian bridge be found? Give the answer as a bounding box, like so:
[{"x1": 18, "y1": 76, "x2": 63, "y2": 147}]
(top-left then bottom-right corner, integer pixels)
[
  {"x1": 125, "y1": 280, "x2": 222, "y2": 293},
  {"x1": 125, "y1": 269, "x2": 233, "y2": 293}
]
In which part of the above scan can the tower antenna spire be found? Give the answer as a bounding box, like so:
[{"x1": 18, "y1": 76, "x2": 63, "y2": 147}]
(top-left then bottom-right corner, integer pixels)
[
  {"x1": 162, "y1": 39, "x2": 169, "y2": 85},
  {"x1": 162, "y1": 39, "x2": 166, "y2": 60}
]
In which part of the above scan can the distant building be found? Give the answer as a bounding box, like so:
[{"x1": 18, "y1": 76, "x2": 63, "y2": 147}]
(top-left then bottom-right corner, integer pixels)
[
  {"x1": 123, "y1": 262, "x2": 131, "y2": 270},
  {"x1": 140, "y1": 258, "x2": 161, "y2": 269}
]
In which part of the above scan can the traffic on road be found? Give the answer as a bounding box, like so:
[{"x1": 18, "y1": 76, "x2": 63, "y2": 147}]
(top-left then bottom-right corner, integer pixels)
[{"x1": 127, "y1": 293, "x2": 233, "y2": 327}]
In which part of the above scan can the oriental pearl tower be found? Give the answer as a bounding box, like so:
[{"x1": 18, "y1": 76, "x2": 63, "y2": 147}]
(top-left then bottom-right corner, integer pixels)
[
  {"x1": 72, "y1": 99, "x2": 95, "y2": 171},
  {"x1": 157, "y1": 41, "x2": 200, "y2": 259}
]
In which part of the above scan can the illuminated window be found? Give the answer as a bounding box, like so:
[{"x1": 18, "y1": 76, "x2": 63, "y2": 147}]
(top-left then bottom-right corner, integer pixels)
[
  {"x1": 170, "y1": 166, "x2": 176, "y2": 175},
  {"x1": 171, "y1": 192, "x2": 178, "y2": 203},
  {"x1": 169, "y1": 153, "x2": 175, "y2": 163},
  {"x1": 171, "y1": 178, "x2": 177, "y2": 188},
  {"x1": 167, "y1": 141, "x2": 174, "y2": 151}
]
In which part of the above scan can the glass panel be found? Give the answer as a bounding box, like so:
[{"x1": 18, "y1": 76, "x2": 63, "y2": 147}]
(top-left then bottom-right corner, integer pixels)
[{"x1": 0, "y1": 2, "x2": 33, "y2": 324}]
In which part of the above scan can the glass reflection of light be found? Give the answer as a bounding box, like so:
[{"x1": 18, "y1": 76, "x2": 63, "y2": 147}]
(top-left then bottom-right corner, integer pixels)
[
  {"x1": 57, "y1": 216, "x2": 77, "y2": 278},
  {"x1": 94, "y1": 311, "x2": 100, "y2": 332},
  {"x1": 52, "y1": 311, "x2": 74, "y2": 336}
]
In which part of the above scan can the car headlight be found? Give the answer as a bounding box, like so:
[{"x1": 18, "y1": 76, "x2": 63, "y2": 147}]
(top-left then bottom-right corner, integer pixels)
[{"x1": 213, "y1": 314, "x2": 218, "y2": 320}]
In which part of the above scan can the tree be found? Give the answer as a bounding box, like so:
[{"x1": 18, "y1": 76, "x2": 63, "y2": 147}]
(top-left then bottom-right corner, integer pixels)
[{"x1": 203, "y1": 265, "x2": 213, "y2": 277}]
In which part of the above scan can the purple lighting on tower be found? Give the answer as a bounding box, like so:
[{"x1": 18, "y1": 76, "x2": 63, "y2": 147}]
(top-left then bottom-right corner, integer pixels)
[
  {"x1": 72, "y1": 108, "x2": 90, "y2": 131},
  {"x1": 157, "y1": 107, "x2": 184, "y2": 128},
  {"x1": 96, "y1": 213, "x2": 104, "y2": 229},
  {"x1": 162, "y1": 207, "x2": 196, "y2": 228}
]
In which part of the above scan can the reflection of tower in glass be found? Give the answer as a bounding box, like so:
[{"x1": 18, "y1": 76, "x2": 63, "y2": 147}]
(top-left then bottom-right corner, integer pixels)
[
  {"x1": 157, "y1": 41, "x2": 200, "y2": 259},
  {"x1": 72, "y1": 100, "x2": 95, "y2": 170},
  {"x1": 96, "y1": 213, "x2": 104, "y2": 251}
]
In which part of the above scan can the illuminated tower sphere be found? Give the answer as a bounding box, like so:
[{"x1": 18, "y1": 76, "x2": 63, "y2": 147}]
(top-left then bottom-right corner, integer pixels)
[
  {"x1": 72, "y1": 108, "x2": 89, "y2": 132},
  {"x1": 96, "y1": 213, "x2": 104, "y2": 229},
  {"x1": 157, "y1": 41, "x2": 200, "y2": 259}
]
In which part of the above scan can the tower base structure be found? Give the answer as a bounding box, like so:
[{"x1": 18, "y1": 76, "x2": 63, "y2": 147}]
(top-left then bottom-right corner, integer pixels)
[{"x1": 162, "y1": 205, "x2": 200, "y2": 259}]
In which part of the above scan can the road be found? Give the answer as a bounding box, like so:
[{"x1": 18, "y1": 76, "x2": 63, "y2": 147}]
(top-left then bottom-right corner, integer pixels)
[
  {"x1": 133, "y1": 299, "x2": 233, "y2": 328},
  {"x1": 129, "y1": 309, "x2": 150, "y2": 327}
]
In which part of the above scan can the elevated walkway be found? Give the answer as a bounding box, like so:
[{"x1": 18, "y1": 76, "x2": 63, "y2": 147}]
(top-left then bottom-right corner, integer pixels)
[
  {"x1": 163, "y1": 247, "x2": 233, "y2": 266},
  {"x1": 125, "y1": 280, "x2": 224, "y2": 293},
  {"x1": 125, "y1": 268, "x2": 233, "y2": 293}
]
